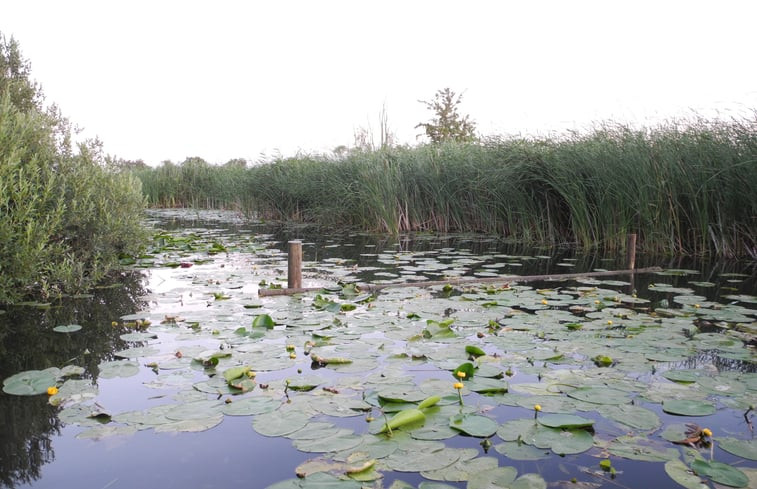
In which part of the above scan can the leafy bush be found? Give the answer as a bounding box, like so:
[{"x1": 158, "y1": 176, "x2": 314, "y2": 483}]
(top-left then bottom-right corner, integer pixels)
[{"x1": 0, "y1": 33, "x2": 147, "y2": 303}]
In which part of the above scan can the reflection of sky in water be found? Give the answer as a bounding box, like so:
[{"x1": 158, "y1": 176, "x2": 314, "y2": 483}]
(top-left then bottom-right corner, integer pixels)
[{"x1": 3, "y1": 209, "x2": 755, "y2": 489}]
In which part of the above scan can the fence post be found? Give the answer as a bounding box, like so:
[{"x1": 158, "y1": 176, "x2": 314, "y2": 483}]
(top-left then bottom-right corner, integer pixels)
[
  {"x1": 288, "y1": 240, "x2": 302, "y2": 289},
  {"x1": 626, "y1": 233, "x2": 637, "y2": 270}
]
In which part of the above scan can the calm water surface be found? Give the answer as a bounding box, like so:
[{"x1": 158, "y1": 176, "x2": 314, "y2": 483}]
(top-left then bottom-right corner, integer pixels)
[{"x1": 1, "y1": 210, "x2": 755, "y2": 489}]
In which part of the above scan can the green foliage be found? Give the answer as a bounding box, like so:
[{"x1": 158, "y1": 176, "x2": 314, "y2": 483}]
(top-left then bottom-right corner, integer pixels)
[
  {"x1": 131, "y1": 156, "x2": 250, "y2": 209},
  {"x1": 0, "y1": 32, "x2": 147, "y2": 304},
  {"x1": 237, "y1": 118, "x2": 756, "y2": 257},
  {"x1": 416, "y1": 88, "x2": 477, "y2": 143}
]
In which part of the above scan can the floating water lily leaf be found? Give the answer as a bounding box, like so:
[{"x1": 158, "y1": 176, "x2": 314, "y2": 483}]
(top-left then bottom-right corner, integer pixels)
[
  {"x1": 494, "y1": 442, "x2": 550, "y2": 461},
  {"x1": 253, "y1": 410, "x2": 310, "y2": 437},
  {"x1": 165, "y1": 399, "x2": 224, "y2": 421},
  {"x1": 266, "y1": 472, "x2": 362, "y2": 489},
  {"x1": 120, "y1": 332, "x2": 158, "y2": 342},
  {"x1": 384, "y1": 446, "x2": 462, "y2": 472},
  {"x1": 293, "y1": 430, "x2": 362, "y2": 453},
  {"x1": 537, "y1": 414, "x2": 594, "y2": 429},
  {"x1": 113, "y1": 346, "x2": 159, "y2": 358},
  {"x1": 155, "y1": 414, "x2": 224, "y2": 433},
  {"x1": 2, "y1": 368, "x2": 60, "y2": 396},
  {"x1": 467, "y1": 377, "x2": 508, "y2": 394},
  {"x1": 466, "y1": 466, "x2": 518, "y2": 489},
  {"x1": 606, "y1": 435, "x2": 680, "y2": 462},
  {"x1": 222, "y1": 396, "x2": 278, "y2": 416},
  {"x1": 532, "y1": 427, "x2": 594, "y2": 455},
  {"x1": 376, "y1": 408, "x2": 426, "y2": 434},
  {"x1": 98, "y1": 359, "x2": 140, "y2": 379},
  {"x1": 223, "y1": 365, "x2": 251, "y2": 382},
  {"x1": 663, "y1": 370, "x2": 699, "y2": 383},
  {"x1": 466, "y1": 345, "x2": 486, "y2": 358},
  {"x1": 718, "y1": 437, "x2": 757, "y2": 461},
  {"x1": 49, "y1": 379, "x2": 98, "y2": 406},
  {"x1": 690, "y1": 459, "x2": 748, "y2": 488},
  {"x1": 449, "y1": 413, "x2": 498, "y2": 438},
  {"x1": 598, "y1": 404, "x2": 661, "y2": 431},
  {"x1": 453, "y1": 362, "x2": 475, "y2": 380},
  {"x1": 664, "y1": 460, "x2": 709, "y2": 489},
  {"x1": 53, "y1": 324, "x2": 82, "y2": 333},
  {"x1": 566, "y1": 387, "x2": 630, "y2": 405},
  {"x1": 252, "y1": 314, "x2": 276, "y2": 328},
  {"x1": 662, "y1": 399, "x2": 716, "y2": 416},
  {"x1": 421, "y1": 454, "x2": 498, "y2": 482},
  {"x1": 508, "y1": 473, "x2": 547, "y2": 489}
]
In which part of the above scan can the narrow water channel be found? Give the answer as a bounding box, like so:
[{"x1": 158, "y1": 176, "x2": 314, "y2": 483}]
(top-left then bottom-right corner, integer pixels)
[{"x1": 1, "y1": 210, "x2": 755, "y2": 489}]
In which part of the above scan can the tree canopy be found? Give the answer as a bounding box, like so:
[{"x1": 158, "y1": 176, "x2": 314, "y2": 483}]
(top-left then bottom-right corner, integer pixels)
[{"x1": 416, "y1": 88, "x2": 477, "y2": 143}]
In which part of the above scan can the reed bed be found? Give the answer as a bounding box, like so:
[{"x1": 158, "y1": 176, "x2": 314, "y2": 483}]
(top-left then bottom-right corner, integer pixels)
[{"x1": 133, "y1": 117, "x2": 757, "y2": 257}]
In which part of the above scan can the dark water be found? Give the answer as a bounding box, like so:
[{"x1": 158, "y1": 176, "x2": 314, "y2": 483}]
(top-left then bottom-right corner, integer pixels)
[{"x1": 1, "y1": 210, "x2": 755, "y2": 489}]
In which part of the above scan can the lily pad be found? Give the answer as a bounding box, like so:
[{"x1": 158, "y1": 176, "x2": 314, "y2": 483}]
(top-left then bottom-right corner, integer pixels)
[
  {"x1": 253, "y1": 410, "x2": 310, "y2": 437},
  {"x1": 691, "y1": 459, "x2": 748, "y2": 488},
  {"x1": 566, "y1": 387, "x2": 631, "y2": 405},
  {"x1": 664, "y1": 460, "x2": 709, "y2": 489},
  {"x1": 662, "y1": 399, "x2": 716, "y2": 416},
  {"x1": 98, "y1": 360, "x2": 140, "y2": 379},
  {"x1": 449, "y1": 413, "x2": 498, "y2": 438},
  {"x1": 537, "y1": 414, "x2": 595, "y2": 429},
  {"x1": 2, "y1": 368, "x2": 60, "y2": 396},
  {"x1": 53, "y1": 324, "x2": 82, "y2": 333},
  {"x1": 718, "y1": 437, "x2": 757, "y2": 461}
]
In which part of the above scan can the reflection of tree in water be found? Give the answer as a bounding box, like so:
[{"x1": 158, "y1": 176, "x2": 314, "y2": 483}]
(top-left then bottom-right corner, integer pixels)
[{"x1": 0, "y1": 272, "x2": 146, "y2": 488}]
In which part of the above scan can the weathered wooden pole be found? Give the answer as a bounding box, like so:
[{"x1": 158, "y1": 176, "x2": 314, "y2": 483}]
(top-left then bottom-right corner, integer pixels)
[
  {"x1": 287, "y1": 240, "x2": 302, "y2": 289},
  {"x1": 626, "y1": 233, "x2": 637, "y2": 270}
]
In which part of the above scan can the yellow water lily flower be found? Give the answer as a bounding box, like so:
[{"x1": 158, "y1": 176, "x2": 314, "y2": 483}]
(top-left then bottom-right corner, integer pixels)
[
  {"x1": 702, "y1": 428, "x2": 712, "y2": 437},
  {"x1": 453, "y1": 382, "x2": 464, "y2": 390},
  {"x1": 47, "y1": 386, "x2": 58, "y2": 396},
  {"x1": 456, "y1": 371, "x2": 466, "y2": 379},
  {"x1": 534, "y1": 404, "x2": 542, "y2": 412}
]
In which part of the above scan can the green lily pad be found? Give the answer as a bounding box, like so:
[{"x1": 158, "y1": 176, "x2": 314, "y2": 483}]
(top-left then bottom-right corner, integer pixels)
[
  {"x1": 691, "y1": 459, "x2": 748, "y2": 488},
  {"x1": 53, "y1": 324, "x2": 82, "y2": 333},
  {"x1": 664, "y1": 460, "x2": 709, "y2": 489},
  {"x1": 606, "y1": 435, "x2": 680, "y2": 462},
  {"x1": 155, "y1": 414, "x2": 224, "y2": 433},
  {"x1": 98, "y1": 359, "x2": 140, "y2": 379},
  {"x1": 718, "y1": 437, "x2": 757, "y2": 461},
  {"x1": 537, "y1": 414, "x2": 595, "y2": 429},
  {"x1": 494, "y1": 442, "x2": 550, "y2": 461},
  {"x1": 449, "y1": 413, "x2": 498, "y2": 438},
  {"x1": 662, "y1": 399, "x2": 716, "y2": 416},
  {"x1": 267, "y1": 472, "x2": 362, "y2": 489},
  {"x1": 566, "y1": 387, "x2": 631, "y2": 405},
  {"x1": 532, "y1": 427, "x2": 594, "y2": 455},
  {"x1": 384, "y1": 446, "x2": 462, "y2": 472},
  {"x1": 252, "y1": 314, "x2": 276, "y2": 329},
  {"x1": 466, "y1": 466, "x2": 518, "y2": 489},
  {"x1": 2, "y1": 368, "x2": 60, "y2": 396},
  {"x1": 253, "y1": 410, "x2": 310, "y2": 437}
]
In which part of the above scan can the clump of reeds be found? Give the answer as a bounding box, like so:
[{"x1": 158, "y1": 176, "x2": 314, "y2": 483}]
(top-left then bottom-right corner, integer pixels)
[{"x1": 132, "y1": 115, "x2": 757, "y2": 257}]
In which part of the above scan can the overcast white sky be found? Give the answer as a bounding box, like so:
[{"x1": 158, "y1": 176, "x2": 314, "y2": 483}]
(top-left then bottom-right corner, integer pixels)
[{"x1": 3, "y1": 0, "x2": 756, "y2": 165}]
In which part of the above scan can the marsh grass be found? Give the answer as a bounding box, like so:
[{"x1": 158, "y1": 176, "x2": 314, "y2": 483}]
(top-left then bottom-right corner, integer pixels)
[{"x1": 133, "y1": 116, "x2": 757, "y2": 257}]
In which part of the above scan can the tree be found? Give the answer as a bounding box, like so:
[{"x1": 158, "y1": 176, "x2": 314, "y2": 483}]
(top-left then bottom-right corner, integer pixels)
[{"x1": 416, "y1": 88, "x2": 477, "y2": 143}]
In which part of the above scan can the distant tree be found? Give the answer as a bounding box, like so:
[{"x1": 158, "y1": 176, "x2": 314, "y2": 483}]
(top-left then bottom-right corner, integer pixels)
[
  {"x1": 416, "y1": 88, "x2": 477, "y2": 143},
  {"x1": 0, "y1": 33, "x2": 42, "y2": 112},
  {"x1": 224, "y1": 158, "x2": 248, "y2": 168}
]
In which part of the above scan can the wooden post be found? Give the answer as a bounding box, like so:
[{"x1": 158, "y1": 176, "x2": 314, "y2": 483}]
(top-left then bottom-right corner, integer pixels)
[
  {"x1": 288, "y1": 241, "x2": 302, "y2": 289},
  {"x1": 626, "y1": 233, "x2": 637, "y2": 270}
]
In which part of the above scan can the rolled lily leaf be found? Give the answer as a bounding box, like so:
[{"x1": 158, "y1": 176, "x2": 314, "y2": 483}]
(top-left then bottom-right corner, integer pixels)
[{"x1": 379, "y1": 408, "x2": 426, "y2": 434}]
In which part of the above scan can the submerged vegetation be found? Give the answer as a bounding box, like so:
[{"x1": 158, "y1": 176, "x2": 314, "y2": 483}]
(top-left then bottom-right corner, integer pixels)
[
  {"x1": 0, "y1": 33, "x2": 146, "y2": 304},
  {"x1": 135, "y1": 117, "x2": 757, "y2": 257}
]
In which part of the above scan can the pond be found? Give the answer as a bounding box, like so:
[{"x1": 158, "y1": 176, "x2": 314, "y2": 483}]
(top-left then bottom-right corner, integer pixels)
[{"x1": 1, "y1": 209, "x2": 755, "y2": 489}]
